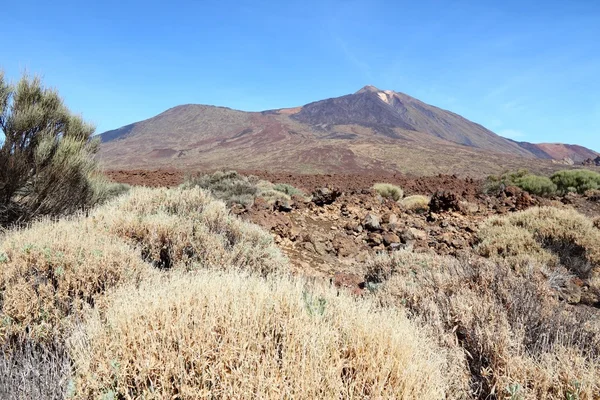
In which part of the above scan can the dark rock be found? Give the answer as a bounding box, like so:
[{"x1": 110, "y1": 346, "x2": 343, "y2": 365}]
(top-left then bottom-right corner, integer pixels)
[
  {"x1": 312, "y1": 187, "x2": 341, "y2": 206},
  {"x1": 429, "y1": 190, "x2": 462, "y2": 213}
]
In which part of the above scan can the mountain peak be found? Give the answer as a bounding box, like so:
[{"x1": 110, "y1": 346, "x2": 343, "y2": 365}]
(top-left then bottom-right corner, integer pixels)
[{"x1": 356, "y1": 85, "x2": 382, "y2": 94}]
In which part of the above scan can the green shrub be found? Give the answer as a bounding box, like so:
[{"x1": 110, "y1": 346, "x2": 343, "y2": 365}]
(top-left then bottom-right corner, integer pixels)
[
  {"x1": 273, "y1": 183, "x2": 303, "y2": 197},
  {"x1": 513, "y1": 174, "x2": 557, "y2": 196},
  {"x1": 182, "y1": 170, "x2": 260, "y2": 206},
  {"x1": 0, "y1": 72, "x2": 105, "y2": 227},
  {"x1": 485, "y1": 169, "x2": 557, "y2": 196},
  {"x1": 373, "y1": 183, "x2": 404, "y2": 201},
  {"x1": 551, "y1": 169, "x2": 600, "y2": 194}
]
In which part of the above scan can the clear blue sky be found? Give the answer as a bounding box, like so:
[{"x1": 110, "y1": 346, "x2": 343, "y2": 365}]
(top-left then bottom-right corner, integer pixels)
[{"x1": 3, "y1": 0, "x2": 599, "y2": 150}]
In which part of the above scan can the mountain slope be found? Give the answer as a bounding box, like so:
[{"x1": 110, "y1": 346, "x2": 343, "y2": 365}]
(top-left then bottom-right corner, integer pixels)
[{"x1": 98, "y1": 87, "x2": 597, "y2": 176}]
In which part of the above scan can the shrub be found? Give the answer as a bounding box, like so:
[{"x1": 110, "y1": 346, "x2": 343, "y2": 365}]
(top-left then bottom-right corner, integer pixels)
[
  {"x1": 477, "y1": 207, "x2": 600, "y2": 282},
  {"x1": 400, "y1": 195, "x2": 430, "y2": 212},
  {"x1": 181, "y1": 170, "x2": 259, "y2": 206},
  {"x1": 373, "y1": 183, "x2": 404, "y2": 201},
  {"x1": 92, "y1": 187, "x2": 288, "y2": 276},
  {"x1": 69, "y1": 270, "x2": 451, "y2": 399},
  {"x1": 485, "y1": 170, "x2": 557, "y2": 196},
  {"x1": 551, "y1": 169, "x2": 600, "y2": 194},
  {"x1": 258, "y1": 189, "x2": 291, "y2": 204},
  {"x1": 0, "y1": 217, "x2": 151, "y2": 342},
  {"x1": 513, "y1": 174, "x2": 557, "y2": 196},
  {"x1": 0, "y1": 336, "x2": 72, "y2": 399},
  {"x1": 368, "y1": 250, "x2": 600, "y2": 399},
  {"x1": 0, "y1": 72, "x2": 106, "y2": 227},
  {"x1": 273, "y1": 183, "x2": 304, "y2": 197}
]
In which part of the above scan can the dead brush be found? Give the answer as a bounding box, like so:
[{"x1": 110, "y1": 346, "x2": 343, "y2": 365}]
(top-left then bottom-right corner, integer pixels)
[
  {"x1": 0, "y1": 334, "x2": 73, "y2": 399},
  {"x1": 367, "y1": 250, "x2": 600, "y2": 399},
  {"x1": 0, "y1": 216, "x2": 151, "y2": 343},
  {"x1": 68, "y1": 270, "x2": 451, "y2": 399},
  {"x1": 91, "y1": 186, "x2": 288, "y2": 276}
]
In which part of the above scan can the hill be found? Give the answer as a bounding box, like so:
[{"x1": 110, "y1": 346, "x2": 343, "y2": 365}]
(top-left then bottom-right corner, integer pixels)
[{"x1": 98, "y1": 86, "x2": 598, "y2": 176}]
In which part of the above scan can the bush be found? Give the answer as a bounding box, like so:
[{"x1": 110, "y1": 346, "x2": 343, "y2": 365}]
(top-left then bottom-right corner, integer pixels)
[
  {"x1": 69, "y1": 270, "x2": 451, "y2": 399},
  {"x1": 513, "y1": 174, "x2": 557, "y2": 196},
  {"x1": 485, "y1": 170, "x2": 557, "y2": 196},
  {"x1": 477, "y1": 207, "x2": 600, "y2": 282},
  {"x1": 0, "y1": 217, "x2": 151, "y2": 343},
  {"x1": 0, "y1": 337, "x2": 72, "y2": 399},
  {"x1": 92, "y1": 187, "x2": 288, "y2": 276},
  {"x1": 373, "y1": 183, "x2": 404, "y2": 201},
  {"x1": 0, "y1": 72, "x2": 108, "y2": 227},
  {"x1": 400, "y1": 195, "x2": 430, "y2": 212},
  {"x1": 273, "y1": 183, "x2": 303, "y2": 197},
  {"x1": 181, "y1": 170, "x2": 259, "y2": 206},
  {"x1": 368, "y1": 250, "x2": 600, "y2": 399},
  {"x1": 551, "y1": 169, "x2": 600, "y2": 194}
]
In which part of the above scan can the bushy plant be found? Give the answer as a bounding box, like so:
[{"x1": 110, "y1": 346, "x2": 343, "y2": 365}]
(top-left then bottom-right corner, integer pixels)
[
  {"x1": 368, "y1": 250, "x2": 600, "y2": 399},
  {"x1": 0, "y1": 337, "x2": 72, "y2": 399},
  {"x1": 551, "y1": 169, "x2": 600, "y2": 194},
  {"x1": 273, "y1": 183, "x2": 303, "y2": 197},
  {"x1": 0, "y1": 217, "x2": 151, "y2": 343},
  {"x1": 373, "y1": 183, "x2": 404, "y2": 201},
  {"x1": 92, "y1": 187, "x2": 288, "y2": 276},
  {"x1": 477, "y1": 207, "x2": 600, "y2": 280},
  {"x1": 69, "y1": 270, "x2": 450, "y2": 399},
  {"x1": 400, "y1": 195, "x2": 430, "y2": 212},
  {"x1": 182, "y1": 170, "x2": 260, "y2": 206},
  {"x1": 513, "y1": 174, "x2": 557, "y2": 196},
  {"x1": 0, "y1": 72, "x2": 110, "y2": 227},
  {"x1": 485, "y1": 169, "x2": 557, "y2": 196}
]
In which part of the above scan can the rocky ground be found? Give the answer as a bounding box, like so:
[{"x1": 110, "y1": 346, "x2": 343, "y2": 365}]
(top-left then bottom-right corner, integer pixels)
[{"x1": 106, "y1": 169, "x2": 600, "y2": 295}]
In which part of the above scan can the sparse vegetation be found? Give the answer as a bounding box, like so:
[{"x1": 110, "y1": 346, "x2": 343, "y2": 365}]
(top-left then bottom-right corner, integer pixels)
[
  {"x1": 373, "y1": 183, "x2": 404, "y2": 201},
  {"x1": 0, "y1": 217, "x2": 151, "y2": 343},
  {"x1": 485, "y1": 169, "x2": 557, "y2": 196},
  {"x1": 477, "y1": 207, "x2": 600, "y2": 282},
  {"x1": 0, "y1": 337, "x2": 73, "y2": 399},
  {"x1": 0, "y1": 72, "x2": 118, "y2": 228},
  {"x1": 273, "y1": 183, "x2": 304, "y2": 197},
  {"x1": 551, "y1": 169, "x2": 600, "y2": 194},
  {"x1": 401, "y1": 194, "x2": 430, "y2": 212},
  {"x1": 69, "y1": 269, "x2": 450, "y2": 399},
  {"x1": 367, "y1": 250, "x2": 600, "y2": 399},
  {"x1": 92, "y1": 186, "x2": 287, "y2": 276},
  {"x1": 182, "y1": 170, "x2": 304, "y2": 206}
]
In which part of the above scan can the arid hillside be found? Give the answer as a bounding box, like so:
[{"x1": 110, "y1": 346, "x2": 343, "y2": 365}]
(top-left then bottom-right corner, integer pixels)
[{"x1": 98, "y1": 87, "x2": 598, "y2": 177}]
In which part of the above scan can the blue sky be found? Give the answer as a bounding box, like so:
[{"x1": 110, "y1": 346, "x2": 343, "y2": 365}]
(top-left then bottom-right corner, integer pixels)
[{"x1": 2, "y1": 0, "x2": 599, "y2": 150}]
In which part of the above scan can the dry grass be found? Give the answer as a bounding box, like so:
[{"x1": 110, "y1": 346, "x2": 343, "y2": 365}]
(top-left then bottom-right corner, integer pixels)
[
  {"x1": 373, "y1": 183, "x2": 404, "y2": 201},
  {"x1": 69, "y1": 269, "x2": 451, "y2": 399},
  {"x1": 0, "y1": 336, "x2": 73, "y2": 399},
  {"x1": 367, "y1": 250, "x2": 600, "y2": 399},
  {"x1": 92, "y1": 187, "x2": 288, "y2": 276},
  {"x1": 477, "y1": 207, "x2": 600, "y2": 284},
  {"x1": 0, "y1": 217, "x2": 151, "y2": 343},
  {"x1": 400, "y1": 194, "x2": 430, "y2": 212}
]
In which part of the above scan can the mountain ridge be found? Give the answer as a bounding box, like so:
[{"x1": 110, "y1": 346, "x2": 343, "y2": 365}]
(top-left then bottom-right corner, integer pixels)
[{"x1": 98, "y1": 87, "x2": 598, "y2": 176}]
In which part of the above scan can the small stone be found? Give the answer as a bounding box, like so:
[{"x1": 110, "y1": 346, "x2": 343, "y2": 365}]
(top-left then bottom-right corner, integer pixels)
[
  {"x1": 363, "y1": 213, "x2": 381, "y2": 231},
  {"x1": 382, "y1": 232, "x2": 401, "y2": 246}
]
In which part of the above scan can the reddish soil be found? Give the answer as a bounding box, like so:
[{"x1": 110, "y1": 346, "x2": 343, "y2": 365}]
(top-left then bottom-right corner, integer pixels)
[
  {"x1": 104, "y1": 169, "x2": 184, "y2": 187},
  {"x1": 105, "y1": 169, "x2": 483, "y2": 200}
]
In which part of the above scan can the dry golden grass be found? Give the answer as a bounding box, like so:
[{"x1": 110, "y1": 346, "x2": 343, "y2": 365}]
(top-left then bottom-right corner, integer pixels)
[
  {"x1": 69, "y1": 269, "x2": 451, "y2": 399},
  {"x1": 477, "y1": 207, "x2": 600, "y2": 284},
  {"x1": 367, "y1": 250, "x2": 600, "y2": 399},
  {"x1": 400, "y1": 194, "x2": 430, "y2": 212},
  {"x1": 0, "y1": 217, "x2": 151, "y2": 343},
  {"x1": 92, "y1": 187, "x2": 288, "y2": 276},
  {"x1": 373, "y1": 183, "x2": 404, "y2": 201}
]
